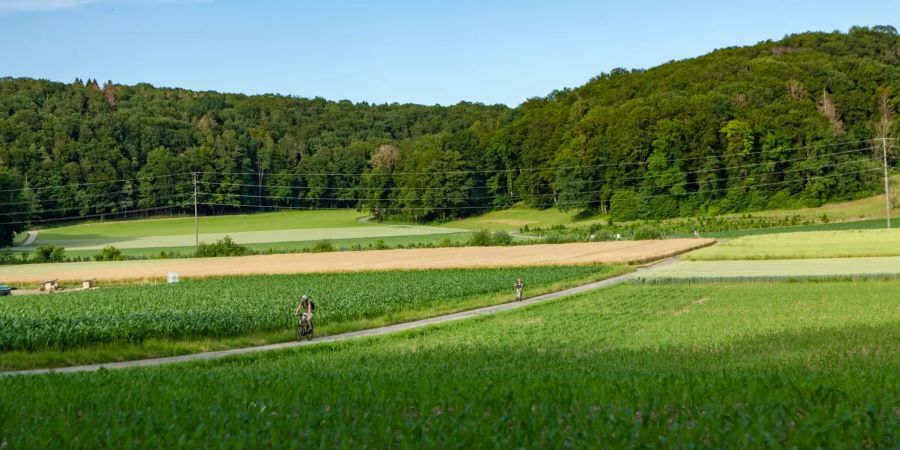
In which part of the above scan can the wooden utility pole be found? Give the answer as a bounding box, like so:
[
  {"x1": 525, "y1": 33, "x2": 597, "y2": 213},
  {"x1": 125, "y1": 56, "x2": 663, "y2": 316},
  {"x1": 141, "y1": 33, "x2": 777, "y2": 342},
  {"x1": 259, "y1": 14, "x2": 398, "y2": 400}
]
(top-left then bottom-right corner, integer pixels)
[
  {"x1": 883, "y1": 137, "x2": 892, "y2": 229},
  {"x1": 193, "y1": 172, "x2": 199, "y2": 246},
  {"x1": 258, "y1": 171, "x2": 264, "y2": 208}
]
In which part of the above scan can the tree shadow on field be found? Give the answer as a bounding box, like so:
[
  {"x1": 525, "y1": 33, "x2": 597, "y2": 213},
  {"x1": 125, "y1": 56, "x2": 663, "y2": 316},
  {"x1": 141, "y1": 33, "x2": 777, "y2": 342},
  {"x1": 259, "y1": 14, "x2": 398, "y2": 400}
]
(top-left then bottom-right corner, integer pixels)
[{"x1": 21, "y1": 234, "x2": 143, "y2": 249}]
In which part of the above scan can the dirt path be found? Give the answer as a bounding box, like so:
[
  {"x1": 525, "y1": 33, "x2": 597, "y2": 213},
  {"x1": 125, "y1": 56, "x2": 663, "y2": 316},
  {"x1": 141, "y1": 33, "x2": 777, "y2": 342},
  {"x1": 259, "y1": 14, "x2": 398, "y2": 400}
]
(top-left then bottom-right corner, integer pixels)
[
  {"x1": 22, "y1": 231, "x2": 37, "y2": 247},
  {"x1": 0, "y1": 258, "x2": 677, "y2": 377},
  {"x1": 509, "y1": 232, "x2": 541, "y2": 240},
  {"x1": 0, "y1": 239, "x2": 713, "y2": 285}
]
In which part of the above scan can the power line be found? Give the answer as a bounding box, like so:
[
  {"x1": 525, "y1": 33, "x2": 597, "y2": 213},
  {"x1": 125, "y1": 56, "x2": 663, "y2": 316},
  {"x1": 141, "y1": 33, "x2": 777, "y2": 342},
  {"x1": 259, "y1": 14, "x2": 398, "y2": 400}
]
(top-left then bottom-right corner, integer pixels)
[
  {"x1": 3, "y1": 155, "x2": 881, "y2": 221},
  {"x1": 197, "y1": 202, "x2": 533, "y2": 212},
  {"x1": 1, "y1": 138, "x2": 889, "y2": 225},
  {"x1": 0, "y1": 193, "x2": 192, "y2": 217},
  {"x1": 613, "y1": 167, "x2": 882, "y2": 203},
  {"x1": 197, "y1": 162, "x2": 877, "y2": 205},
  {"x1": 195, "y1": 167, "x2": 881, "y2": 211},
  {"x1": 0, "y1": 182, "x2": 192, "y2": 207},
  {"x1": 2, "y1": 165, "x2": 880, "y2": 226},
  {"x1": 200, "y1": 158, "x2": 878, "y2": 203},
  {"x1": 0, "y1": 173, "x2": 191, "y2": 194},
  {"x1": 539, "y1": 158, "x2": 874, "y2": 200},
  {"x1": 0, "y1": 204, "x2": 189, "y2": 226},
  {"x1": 197, "y1": 139, "x2": 883, "y2": 178},
  {"x1": 195, "y1": 150, "x2": 877, "y2": 193},
  {"x1": 198, "y1": 192, "x2": 509, "y2": 203},
  {"x1": 3, "y1": 149, "x2": 865, "y2": 210},
  {"x1": 0, "y1": 139, "x2": 884, "y2": 196}
]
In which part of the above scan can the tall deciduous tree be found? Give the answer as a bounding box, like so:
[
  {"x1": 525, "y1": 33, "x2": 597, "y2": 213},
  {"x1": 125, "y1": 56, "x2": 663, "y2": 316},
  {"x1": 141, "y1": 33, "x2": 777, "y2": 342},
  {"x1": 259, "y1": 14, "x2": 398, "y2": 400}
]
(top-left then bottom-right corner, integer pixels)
[{"x1": 0, "y1": 170, "x2": 30, "y2": 247}]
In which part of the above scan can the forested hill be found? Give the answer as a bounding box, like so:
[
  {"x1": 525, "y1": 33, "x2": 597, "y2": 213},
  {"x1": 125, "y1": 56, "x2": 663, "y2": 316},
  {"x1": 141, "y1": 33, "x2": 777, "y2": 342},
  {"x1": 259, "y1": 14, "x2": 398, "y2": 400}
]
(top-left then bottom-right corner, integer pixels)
[{"x1": 1, "y1": 25, "x2": 899, "y2": 244}]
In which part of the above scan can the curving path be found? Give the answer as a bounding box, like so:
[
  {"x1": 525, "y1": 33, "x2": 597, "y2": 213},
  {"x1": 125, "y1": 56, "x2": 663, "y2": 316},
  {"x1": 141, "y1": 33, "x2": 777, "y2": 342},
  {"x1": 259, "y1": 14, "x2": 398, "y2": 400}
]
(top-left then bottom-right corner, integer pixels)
[
  {"x1": 17, "y1": 231, "x2": 38, "y2": 247},
  {"x1": 1, "y1": 258, "x2": 677, "y2": 377}
]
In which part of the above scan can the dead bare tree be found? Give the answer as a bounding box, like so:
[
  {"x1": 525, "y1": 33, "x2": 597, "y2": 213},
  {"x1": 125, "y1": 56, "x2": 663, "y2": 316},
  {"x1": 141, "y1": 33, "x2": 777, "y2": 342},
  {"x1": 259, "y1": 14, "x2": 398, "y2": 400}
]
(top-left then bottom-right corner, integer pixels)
[
  {"x1": 875, "y1": 88, "x2": 895, "y2": 138},
  {"x1": 102, "y1": 81, "x2": 117, "y2": 111},
  {"x1": 786, "y1": 79, "x2": 806, "y2": 101},
  {"x1": 817, "y1": 89, "x2": 844, "y2": 135},
  {"x1": 371, "y1": 144, "x2": 400, "y2": 169}
]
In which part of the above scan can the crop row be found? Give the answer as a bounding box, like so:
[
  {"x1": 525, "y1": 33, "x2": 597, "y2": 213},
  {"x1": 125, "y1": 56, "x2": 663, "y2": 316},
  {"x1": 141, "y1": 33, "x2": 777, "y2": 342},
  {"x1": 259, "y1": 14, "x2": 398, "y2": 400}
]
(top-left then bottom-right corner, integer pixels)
[
  {"x1": 0, "y1": 265, "x2": 609, "y2": 351},
  {"x1": 1, "y1": 280, "x2": 897, "y2": 447}
]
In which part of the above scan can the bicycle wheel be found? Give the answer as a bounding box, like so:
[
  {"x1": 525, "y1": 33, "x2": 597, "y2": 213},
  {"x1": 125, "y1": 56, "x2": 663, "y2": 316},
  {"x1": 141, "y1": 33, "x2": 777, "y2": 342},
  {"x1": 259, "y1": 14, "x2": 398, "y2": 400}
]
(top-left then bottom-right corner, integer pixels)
[{"x1": 298, "y1": 320, "x2": 313, "y2": 341}]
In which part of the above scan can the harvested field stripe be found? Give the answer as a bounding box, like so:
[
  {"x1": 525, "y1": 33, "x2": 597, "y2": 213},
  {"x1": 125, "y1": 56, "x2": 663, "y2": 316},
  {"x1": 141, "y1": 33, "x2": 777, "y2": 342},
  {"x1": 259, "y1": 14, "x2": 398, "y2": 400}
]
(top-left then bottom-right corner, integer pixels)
[{"x1": 0, "y1": 239, "x2": 713, "y2": 284}]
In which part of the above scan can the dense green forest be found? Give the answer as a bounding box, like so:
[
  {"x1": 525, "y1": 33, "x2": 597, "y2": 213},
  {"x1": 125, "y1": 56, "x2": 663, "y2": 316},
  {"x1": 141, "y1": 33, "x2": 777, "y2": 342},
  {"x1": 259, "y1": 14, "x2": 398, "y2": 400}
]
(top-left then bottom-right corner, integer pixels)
[{"x1": 1, "y1": 26, "x2": 899, "y2": 245}]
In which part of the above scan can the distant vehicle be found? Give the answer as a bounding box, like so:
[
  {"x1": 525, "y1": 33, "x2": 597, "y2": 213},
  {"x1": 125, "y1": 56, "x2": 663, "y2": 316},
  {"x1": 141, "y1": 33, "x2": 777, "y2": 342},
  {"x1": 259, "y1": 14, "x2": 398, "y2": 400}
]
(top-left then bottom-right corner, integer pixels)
[{"x1": 0, "y1": 285, "x2": 16, "y2": 296}]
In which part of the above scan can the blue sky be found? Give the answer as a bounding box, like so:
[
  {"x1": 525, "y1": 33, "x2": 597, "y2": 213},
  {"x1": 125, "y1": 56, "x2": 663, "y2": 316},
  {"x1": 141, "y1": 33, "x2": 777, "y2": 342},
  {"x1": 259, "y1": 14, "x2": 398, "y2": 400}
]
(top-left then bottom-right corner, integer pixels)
[{"x1": 1, "y1": 0, "x2": 897, "y2": 106}]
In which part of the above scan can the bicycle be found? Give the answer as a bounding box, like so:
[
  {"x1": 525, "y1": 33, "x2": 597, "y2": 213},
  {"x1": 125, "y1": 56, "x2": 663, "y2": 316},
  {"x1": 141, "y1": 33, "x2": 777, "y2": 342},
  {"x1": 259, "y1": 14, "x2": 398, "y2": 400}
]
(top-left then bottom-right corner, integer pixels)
[
  {"x1": 515, "y1": 279, "x2": 525, "y2": 302},
  {"x1": 296, "y1": 316, "x2": 314, "y2": 341}
]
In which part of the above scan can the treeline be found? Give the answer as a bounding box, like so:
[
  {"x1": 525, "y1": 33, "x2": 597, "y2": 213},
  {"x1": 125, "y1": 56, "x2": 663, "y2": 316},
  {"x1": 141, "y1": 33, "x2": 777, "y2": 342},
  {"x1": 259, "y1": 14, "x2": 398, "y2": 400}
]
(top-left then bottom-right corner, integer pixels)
[{"x1": 1, "y1": 26, "x2": 899, "y2": 245}]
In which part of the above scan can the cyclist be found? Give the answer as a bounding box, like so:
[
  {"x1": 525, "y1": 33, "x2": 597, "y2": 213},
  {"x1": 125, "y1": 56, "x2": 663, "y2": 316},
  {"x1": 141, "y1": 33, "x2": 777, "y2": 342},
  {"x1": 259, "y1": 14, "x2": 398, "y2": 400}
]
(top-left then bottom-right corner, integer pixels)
[
  {"x1": 294, "y1": 294, "x2": 314, "y2": 331},
  {"x1": 514, "y1": 278, "x2": 525, "y2": 301}
]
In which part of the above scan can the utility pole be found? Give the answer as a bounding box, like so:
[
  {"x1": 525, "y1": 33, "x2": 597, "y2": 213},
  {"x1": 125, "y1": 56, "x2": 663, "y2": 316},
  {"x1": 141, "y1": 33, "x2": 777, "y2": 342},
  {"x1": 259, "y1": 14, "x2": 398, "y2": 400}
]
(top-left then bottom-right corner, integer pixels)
[
  {"x1": 882, "y1": 137, "x2": 892, "y2": 229},
  {"x1": 193, "y1": 172, "x2": 199, "y2": 246},
  {"x1": 258, "y1": 170, "x2": 264, "y2": 208}
]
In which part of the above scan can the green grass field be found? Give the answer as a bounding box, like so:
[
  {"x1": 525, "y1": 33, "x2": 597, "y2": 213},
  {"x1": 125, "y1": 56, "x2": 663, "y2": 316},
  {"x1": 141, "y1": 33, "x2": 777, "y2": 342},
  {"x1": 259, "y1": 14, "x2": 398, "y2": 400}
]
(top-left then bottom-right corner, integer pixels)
[
  {"x1": 32, "y1": 210, "x2": 367, "y2": 238},
  {"x1": 33, "y1": 225, "x2": 467, "y2": 252},
  {"x1": 442, "y1": 205, "x2": 606, "y2": 231},
  {"x1": 2, "y1": 280, "x2": 896, "y2": 447},
  {"x1": 687, "y1": 228, "x2": 900, "y2": 260},
  {"x1": 32, "y1": 232, "x2": 474, "y2": 259},
  {"x1": 12, "y1": 210, "x2": 469, "y2": 257}
]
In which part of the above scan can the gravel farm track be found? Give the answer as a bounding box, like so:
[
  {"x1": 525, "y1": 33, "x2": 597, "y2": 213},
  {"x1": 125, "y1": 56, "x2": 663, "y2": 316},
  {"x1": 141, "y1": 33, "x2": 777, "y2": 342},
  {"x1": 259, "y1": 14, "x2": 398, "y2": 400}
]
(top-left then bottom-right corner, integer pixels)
[{"x1": 1, "y1": 239, "x2": 713, "y2": 285}]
